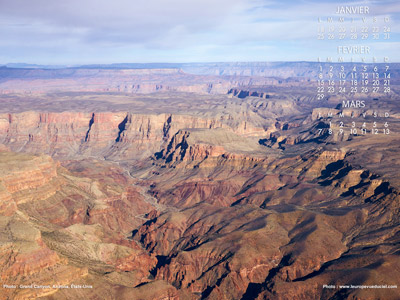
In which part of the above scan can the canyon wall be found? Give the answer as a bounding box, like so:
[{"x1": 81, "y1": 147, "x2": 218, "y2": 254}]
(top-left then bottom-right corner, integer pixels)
[{"x1": 0, "y1": 111, "x2": 267, "y2": 160}]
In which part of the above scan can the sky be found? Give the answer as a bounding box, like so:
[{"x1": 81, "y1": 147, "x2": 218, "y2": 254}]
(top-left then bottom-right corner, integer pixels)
[{"x1": 0, "y1": 0, "x2": 399, "y2": 64}]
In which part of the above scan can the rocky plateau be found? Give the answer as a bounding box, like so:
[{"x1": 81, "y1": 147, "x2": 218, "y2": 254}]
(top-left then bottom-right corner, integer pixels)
[{"x1": 0, "y1": 63, "x2": 399, "y2": 299}]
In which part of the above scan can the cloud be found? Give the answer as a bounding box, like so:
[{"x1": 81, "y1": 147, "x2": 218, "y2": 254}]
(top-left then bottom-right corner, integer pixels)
[
  {"x1": 0, "y1": 0, "x2": 399, "y2": 63},
  {"x1": 0, "y1": 0, "x2": 246, "y2": 45}
]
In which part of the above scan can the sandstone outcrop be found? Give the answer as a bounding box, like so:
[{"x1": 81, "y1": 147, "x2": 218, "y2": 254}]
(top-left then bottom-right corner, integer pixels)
[
  {"x1": 0, "y1": 110, "x2": 269, "y2": 160},
  {"x1": 0, "y1": 152, "x2": 163, "y2": 299}
]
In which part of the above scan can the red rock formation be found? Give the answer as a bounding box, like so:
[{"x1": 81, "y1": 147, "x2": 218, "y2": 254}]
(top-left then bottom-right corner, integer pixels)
[
  {"x1": 0, "y1": 152, "x2": 164, "y2": 299},
  {"x1": 0, "y1": 111, "x2": 267, "y2": 160}
]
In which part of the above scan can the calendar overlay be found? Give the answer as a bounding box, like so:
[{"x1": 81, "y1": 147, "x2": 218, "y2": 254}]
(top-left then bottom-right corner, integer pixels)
[{"x1": 314, "y1": 5, "x2": 397, "y2": 139}]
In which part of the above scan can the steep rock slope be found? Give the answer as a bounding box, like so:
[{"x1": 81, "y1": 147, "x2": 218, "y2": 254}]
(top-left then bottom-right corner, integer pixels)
[
  {"x1": 0, "y1": 110, "x2": 268, "y2": 160},
  {"x1": 0, "y1": 151, "x2": 178, "y2": 300},
  {"x1": 127, "y1": 125, "x2": 400, "y2": 299}
]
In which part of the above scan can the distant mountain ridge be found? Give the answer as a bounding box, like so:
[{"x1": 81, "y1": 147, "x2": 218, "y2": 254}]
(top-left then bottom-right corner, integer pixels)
[{"x1": 2, "y1": 62, "x2": 399, "y2": 80}]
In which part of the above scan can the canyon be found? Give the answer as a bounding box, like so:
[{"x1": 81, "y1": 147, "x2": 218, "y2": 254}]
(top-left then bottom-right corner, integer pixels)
[{"x1": 0, "y1": 63, "x2": 399, "y2": 299}]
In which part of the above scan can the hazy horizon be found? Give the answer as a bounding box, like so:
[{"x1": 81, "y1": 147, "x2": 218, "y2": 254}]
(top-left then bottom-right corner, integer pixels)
[{"x1": 3, "y1": 60, "x2": 400, "y2": 69}]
